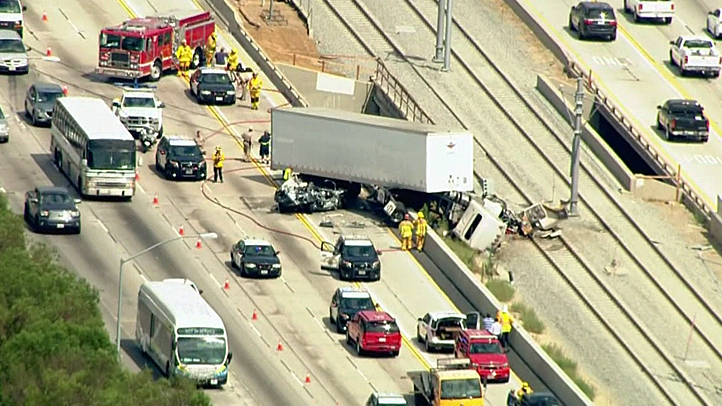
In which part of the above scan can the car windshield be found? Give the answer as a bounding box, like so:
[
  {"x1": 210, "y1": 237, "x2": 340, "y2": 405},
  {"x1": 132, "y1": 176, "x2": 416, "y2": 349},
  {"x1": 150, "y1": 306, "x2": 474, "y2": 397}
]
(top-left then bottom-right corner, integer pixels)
[
  {"x1": 38, "y1": 92, "x2": 64, "y2": 104},
  {"x1": 0, "y1": 39, "x2": 25, "y2": 53},
  {"x1": 100, "y1": 33, "x2": 121, "y2": 49},
  {"x1": 123, "y1": 97, "x2": 156, "y2": 108},
  {"x1": 340, "y1": 297, "x2": 375, "y2": 310},
  {"x1": 342, "y1": 245, "x2": 376, "y2": 257},
  {"x1": 365, "y1": 320, "x2": 399, "y2": 333},
  {"x1": 40, "y1": 192, "x2": 72, "y2": 206},
  {"x1": 469, "y1": 341, "x2": 503, "y2": 354},
  {"x1": 0, "y1": 0, "x2": 21, "y2": 13},
  {"x1": 587, "y1": 9, "x2": 614, "y2": 19},
  {"x1": 440, "y1": 378, "x2": 482, "y2": 400},
  {"x1": 170, "y1": 145, "x2": 201, "y2": 158},
  {"x1": 87, "y1": 140, "x2": 136, "y2": 171},
  {"x1": 201, "y1": 73, "x2": 232, "y2": 85},
  {"x1": 177, "y1": 336, "x2": 227, "y2": 365},
  {"x1": 243, "y1": 245, "x2": 275, "y2": 256},
  {"x1": 685, "y1": 40, "x2": 713, "y2": 49}
]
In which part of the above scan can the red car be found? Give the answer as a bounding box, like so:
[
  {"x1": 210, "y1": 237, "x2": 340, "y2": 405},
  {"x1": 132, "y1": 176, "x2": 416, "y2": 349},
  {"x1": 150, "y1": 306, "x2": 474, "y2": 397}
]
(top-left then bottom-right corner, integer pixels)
[
  {"x1": 454, "y1": 329, "x2": 510, "y2": 382},
  {"x1": 346, "y1": 310, "x2": 401, "y2": 357}
]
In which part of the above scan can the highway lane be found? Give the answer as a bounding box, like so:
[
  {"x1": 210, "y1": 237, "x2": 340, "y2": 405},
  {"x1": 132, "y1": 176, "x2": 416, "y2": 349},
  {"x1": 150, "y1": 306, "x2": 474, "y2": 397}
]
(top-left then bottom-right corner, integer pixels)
[
  {"x1": 517, "y1": 0, "x2": 722, "y2": 209},
  {"x1": 3, "y1": 2, "x2": 343, "y2": 405}
]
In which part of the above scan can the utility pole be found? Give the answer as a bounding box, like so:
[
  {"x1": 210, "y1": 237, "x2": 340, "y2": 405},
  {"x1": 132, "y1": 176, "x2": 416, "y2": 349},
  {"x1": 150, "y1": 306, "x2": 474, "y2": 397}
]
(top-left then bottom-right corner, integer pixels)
[
  {"x1": 441, "y1": 0, "x2": 453, "y2": 72},
  {"x1": 433, "y1": 0, "x2": 447, "y2": 63},
  {"x1": 568, "y1": 76, "x2": 584, "y2": 217}
]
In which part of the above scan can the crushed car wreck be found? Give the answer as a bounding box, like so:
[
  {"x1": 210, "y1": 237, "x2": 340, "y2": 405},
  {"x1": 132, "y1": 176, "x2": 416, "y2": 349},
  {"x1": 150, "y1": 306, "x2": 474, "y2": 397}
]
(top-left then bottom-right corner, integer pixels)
[{"x1": 275, "y1": 175, "x2": 347, "y2": 214}]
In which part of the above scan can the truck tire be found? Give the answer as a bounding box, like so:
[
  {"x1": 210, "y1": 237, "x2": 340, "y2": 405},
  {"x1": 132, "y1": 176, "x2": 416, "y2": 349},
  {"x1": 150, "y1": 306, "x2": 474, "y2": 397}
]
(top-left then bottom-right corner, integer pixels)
[
  {"x1": 568, "y1": 15, "x2": 575, "y2": 31},
  {"x1": 414, "y1": 385, "x2": 427, "y2": 406},
  {"x1": 669, "y1": 50, "x2": 676, "y2": 66},
  {"x1": 656, "y1": 116, "x2": 663, "y2": 130},
  {"x1": 623, "y1": 0, "x2": 629, "y2": 13},
  {"x1": 150, "y1": 61, "x2": 162, "y2": 82}
]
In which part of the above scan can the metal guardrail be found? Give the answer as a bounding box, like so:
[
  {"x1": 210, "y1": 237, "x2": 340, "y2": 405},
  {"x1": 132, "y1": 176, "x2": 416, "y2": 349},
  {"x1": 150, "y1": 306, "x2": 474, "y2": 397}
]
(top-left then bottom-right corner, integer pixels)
[
  {"x1": 372, "y1": 59, "x2": 434, "y2": 125},
  {"x1": 566, "y1": 60, "x2": 713, "y2": 219}
]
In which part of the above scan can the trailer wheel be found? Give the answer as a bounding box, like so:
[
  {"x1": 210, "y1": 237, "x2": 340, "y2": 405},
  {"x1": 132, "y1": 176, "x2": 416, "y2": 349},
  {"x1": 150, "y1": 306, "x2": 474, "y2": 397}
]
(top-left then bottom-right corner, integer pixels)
[
  {"x1": 149, "y1": 61, "x2": 162, "y2": 82},
  {"x1": 191, "y1": 48, "x2": 202, "y2": 69}
]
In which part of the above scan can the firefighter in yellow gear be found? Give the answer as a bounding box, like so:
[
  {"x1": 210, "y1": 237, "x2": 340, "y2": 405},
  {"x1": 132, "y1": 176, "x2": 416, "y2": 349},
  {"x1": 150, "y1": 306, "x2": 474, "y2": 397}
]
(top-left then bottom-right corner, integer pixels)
[
  {"x1": 399, "y1": 214, "x2": 414, "y2": 251},
  {"x1": 414, "y1": 211, "x2": 428, "y2": 251},
  {"x1": 176, "y1": 39, "x2": 193, "y2": 77},
  {"x1": 516, "y1": 382, "x2": 533, "y2": 400},
  {"x1": 227, "y1": 48, "x2": 239, "y2": 72},
  {"x1": 248, "y1": 72, "x2": 263, "y2": 110},
  {"x1": 212, "y1": 146, "x2": 225, "y2": 183},
  {"x1": 205, "y1": 32, "x2": 217, "y2": 66}
]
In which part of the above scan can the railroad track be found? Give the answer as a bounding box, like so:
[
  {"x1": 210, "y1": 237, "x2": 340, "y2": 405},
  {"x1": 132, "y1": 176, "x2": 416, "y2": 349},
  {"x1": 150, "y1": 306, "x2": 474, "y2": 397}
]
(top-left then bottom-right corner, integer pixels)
[{"x1": 312, "y1": 0, "x2": 722, "y2": 403}]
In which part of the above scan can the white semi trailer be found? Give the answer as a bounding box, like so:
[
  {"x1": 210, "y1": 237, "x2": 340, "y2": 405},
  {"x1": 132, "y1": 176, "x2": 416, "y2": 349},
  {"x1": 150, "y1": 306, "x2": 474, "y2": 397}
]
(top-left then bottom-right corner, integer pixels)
[{"x1": 270, "y1": 107, "x2": 475, "y2": 222}]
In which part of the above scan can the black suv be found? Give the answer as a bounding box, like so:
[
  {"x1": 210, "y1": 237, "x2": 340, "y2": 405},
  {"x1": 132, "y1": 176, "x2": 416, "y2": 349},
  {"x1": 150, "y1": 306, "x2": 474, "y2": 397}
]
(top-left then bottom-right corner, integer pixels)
[
  {"x1": 321, "y1": 235, "x2": 382, "y2": 281},
  {"x1": 329, "y1": 287, "x2": 376, "y2": 333},
  {"x1": 569, "y1": 2, "x2": 617, "y2": 41},
  {"x1": 230, "y1": 239, "x2": 282, "y2": 278},
  {"x1": 656, "y1": 99, "x2": 710, "y2": 142},
  {"x1": 155, "y1": 135, "x2": 206, "y2": 180},
  {"x1": 189, "y1": 67, "x2": 236, "y2": 105}
]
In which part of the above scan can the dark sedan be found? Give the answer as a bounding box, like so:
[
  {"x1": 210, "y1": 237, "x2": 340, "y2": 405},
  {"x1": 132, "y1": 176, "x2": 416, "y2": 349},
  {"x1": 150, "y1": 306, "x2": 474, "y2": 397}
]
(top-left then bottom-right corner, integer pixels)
[
  {"x1": 189, "y1": 67, "x2": 236, "y2": 105},
  {"x1": 230, "y1": 239, "x2": 282, "y2": 278},
  {"x1": 24, "y1": 186, "x2": 81, "y2": 234}
]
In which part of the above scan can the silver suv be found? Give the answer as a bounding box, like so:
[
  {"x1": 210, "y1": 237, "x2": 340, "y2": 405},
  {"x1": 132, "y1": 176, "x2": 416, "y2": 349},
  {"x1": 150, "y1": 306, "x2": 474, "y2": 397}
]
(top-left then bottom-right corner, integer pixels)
[{"x1": 0, "y1": 29, "x2": 28, "y2": 74}]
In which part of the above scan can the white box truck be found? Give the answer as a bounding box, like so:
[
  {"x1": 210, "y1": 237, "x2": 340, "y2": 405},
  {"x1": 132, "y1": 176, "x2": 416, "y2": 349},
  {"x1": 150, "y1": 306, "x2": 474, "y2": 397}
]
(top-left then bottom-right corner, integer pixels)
[{"x1": 270, "y1": 107, "x2": 474, "y2": 222}]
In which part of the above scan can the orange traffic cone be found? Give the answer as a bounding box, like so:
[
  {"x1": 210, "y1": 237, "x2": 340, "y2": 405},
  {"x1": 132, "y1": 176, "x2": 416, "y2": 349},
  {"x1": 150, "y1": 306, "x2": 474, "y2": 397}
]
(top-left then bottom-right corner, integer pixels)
[
  {"x1": 277, "y1": 339, "x2": 283, "y2": 351},
  {"x1": 178, "y1": 225, "x2": 185, "y2": 236},
  {"x1": 61, "y1": 85, "x2": 68, "y2": 96},
  {"x1": 252, "y1": 309, "x2": 258, "y2": 320},
  {"x1": 152, "y1": 193, "x2": 159, "y2": 205},
  {"x1": 305, "y1": 373, "x2": 311, "y2": 384},
  {"x1": 195, "y1": 238, "x2": 202, "y2": 249},
  {"x1": 42, "y1": 11, "x2": 48, "y2": 22},
  {"x1": 223, "y1": 279, "x2": 230, "y2": 290},
  {"x1": 46, "y1": 47, "x2": 52, "y2": 57}
]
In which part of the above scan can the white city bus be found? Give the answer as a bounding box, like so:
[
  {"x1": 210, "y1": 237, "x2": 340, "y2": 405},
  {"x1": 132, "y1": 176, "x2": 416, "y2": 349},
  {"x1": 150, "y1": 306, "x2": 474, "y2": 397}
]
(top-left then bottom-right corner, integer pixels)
[
  {"x1": 50, "y1": 97, "x2": 136, "y2": 199},
  {"x1": 136, "y1": 279, "x2": 232, "y2": 386}
]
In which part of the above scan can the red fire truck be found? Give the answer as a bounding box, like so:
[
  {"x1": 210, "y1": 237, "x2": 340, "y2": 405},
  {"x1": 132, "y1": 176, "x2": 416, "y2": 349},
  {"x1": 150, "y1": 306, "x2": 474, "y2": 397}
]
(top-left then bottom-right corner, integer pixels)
[{"x1": 96, "y1": 11, "x2": 215, "y2": 81}]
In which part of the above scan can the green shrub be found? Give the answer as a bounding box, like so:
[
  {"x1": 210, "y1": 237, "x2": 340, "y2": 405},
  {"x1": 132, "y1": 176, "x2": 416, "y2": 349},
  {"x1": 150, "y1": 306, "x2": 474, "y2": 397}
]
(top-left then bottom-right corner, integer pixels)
[
  {"x1": 485, "y1": 279, "x2": 515, "y2": 302},
  {"x1": 442, "y1": 235, "x2": 477, "y2": 270},
  {"x1": 542, "y1": 343, "x2": 596, "y2": 400},
  {"x1": 511, "y1": 302, "x2": 545, "y2": 334},
  {"x1": 0, "y1": 193, "x2": 211, "y2": 406}
]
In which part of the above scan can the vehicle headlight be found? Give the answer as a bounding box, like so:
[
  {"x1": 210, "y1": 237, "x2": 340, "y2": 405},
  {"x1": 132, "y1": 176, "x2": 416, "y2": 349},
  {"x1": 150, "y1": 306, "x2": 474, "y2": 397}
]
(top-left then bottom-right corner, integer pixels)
[
  {"x1": 501, "y1": 363, "x2": 509, "y2": 368},
  {"x1": 0, "y1": 124, "x2": 8, "y2": 132},
  {"x1": 373, "y1": 261, "x2": 380, "y2": 268},
  {"x1": 226, "y1": 90, "x2": 235, "y2": 95},
  {"x1": 169, "y1": 160, "x2": 179, "y2": 167},
  {"x1": 201, "y1": 90, "x2": 211, "y2": 95},
  {"x1": 342, "y1": 260, "x2": 352, "y2": 267},
  {"x1": 70, "y1": 211, "x2": 80, "y2": 217},
  {"x1": 245, "y1": 263, "x2": 257, "y2": 268},
  {"x1": 342, "y1": 313, "x2": 350, "y2": 319},
  {"x1": 40, "y1": 211, "x2": 49, "y2": 217},
  {"x1": 272, "y1": 263, "x2": 281, "y2": 268}
]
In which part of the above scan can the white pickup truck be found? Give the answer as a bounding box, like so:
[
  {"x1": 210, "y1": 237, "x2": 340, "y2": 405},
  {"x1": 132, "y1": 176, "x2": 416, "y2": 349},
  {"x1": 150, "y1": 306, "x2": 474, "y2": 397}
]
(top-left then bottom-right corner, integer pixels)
[
  {"x1": 624, "y1": 0, "x2": 674, "y2": 24},
  {"x1": 707, "y1": 9, "x2": 722, "y2": 39},
  {"x1": 669, "y1": 36, "x2": 722, "y2": 78}
]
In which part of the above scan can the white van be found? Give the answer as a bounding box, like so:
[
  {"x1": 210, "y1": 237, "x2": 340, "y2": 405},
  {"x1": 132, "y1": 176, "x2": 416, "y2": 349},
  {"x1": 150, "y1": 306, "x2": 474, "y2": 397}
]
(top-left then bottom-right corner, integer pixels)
[{"x1": 0, "y1": 0, "x2": 25, "y2": 38}]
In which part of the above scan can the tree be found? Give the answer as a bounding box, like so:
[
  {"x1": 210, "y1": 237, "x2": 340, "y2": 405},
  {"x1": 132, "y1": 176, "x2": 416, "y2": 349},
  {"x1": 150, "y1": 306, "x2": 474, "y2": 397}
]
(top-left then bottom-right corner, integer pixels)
[{"x1": 0, "y1": 194, "x2": 211, "y2": 406}]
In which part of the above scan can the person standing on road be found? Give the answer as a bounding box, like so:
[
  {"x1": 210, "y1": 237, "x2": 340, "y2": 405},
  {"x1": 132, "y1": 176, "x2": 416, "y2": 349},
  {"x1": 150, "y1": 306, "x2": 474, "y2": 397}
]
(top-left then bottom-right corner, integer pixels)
[
  {"x1": 414, "y1": 212, "x2": 428, "y2": 251},
  {"x1": 241, "y1": 127, "x2": 254, "y2": 162},
  {"x1": 195, "y1": 130, "x2": 205, "y2": 155},
  {"x1": 248, "y1": 72, "x2": 263, "y2": 110},
  {"x1": 205, "y1": 32, "x2": 217, "y2": 66},
  {"x1": 175, "y1": 39, "x2": 192, "y2": 77},
  {"x1": 212, "y1": 146, "x2": 225, "y2": 183},
  {"x1": 214, "y1": 47, "x2": 229, "y2": 66},
  {"x1": 489, "y1": 318, "x2": 502, "y2": 341},
  {"x1": 258, "y1": 131, "x2": 271, "y2": 164},
  {"x1": 399, "y1": 214, "x2": 414, "y2": 251},
  {"x1": 482, "y1": 313, "x2": 495, "y2": 331},
  {"x1": 497, "y1": 304, "x2": 514, "y2": 351}
]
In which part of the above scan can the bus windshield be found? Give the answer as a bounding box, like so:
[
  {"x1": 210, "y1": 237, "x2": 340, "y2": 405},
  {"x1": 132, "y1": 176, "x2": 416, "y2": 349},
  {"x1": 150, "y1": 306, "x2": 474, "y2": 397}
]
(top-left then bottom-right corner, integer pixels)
[
  {"x1": 177, "y1": 336, "x2": 227, "y2": 365},
  {"x1": 87, "y1": 139, "x2": 135, "y2": 170}
]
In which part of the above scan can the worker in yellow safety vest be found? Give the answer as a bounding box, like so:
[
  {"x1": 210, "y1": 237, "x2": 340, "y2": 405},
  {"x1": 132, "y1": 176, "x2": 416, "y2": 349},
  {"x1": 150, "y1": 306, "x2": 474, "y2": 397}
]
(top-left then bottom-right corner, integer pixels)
[
  {"x1": 516, "y1": 382, "x2": 533, "y2": 400},
  {"x1": 496, "y1": 304, "x2": 514, "y2": 351},
  {"x1": 283, "y1": 167, "x2": 293, "y2": 181},
  {"x1": 399, "y1": 214, "x2": 414, "y2": 251},
  {"x1": 205, "y1": 32, "x2": 217, "y2": 66},
  {"x1": 414, "y1": 212, "x2": 428, "y2": 251},
  {"x1": 176, "y1": 39, "x2": 193, "y2": 77},
  {"x1": 248, "y1": 72, "x2": 263, "y2": 110},
  {"x1": 212, "y1": 146, "x2": 225, "y2": 183}
]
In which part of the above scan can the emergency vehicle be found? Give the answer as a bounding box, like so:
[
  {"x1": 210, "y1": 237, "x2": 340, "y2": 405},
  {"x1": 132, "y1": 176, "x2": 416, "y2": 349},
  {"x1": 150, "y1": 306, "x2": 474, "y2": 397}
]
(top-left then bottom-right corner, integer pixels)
[{"x1": 96, "y1": 11, "x2": 215, "y2": 81}]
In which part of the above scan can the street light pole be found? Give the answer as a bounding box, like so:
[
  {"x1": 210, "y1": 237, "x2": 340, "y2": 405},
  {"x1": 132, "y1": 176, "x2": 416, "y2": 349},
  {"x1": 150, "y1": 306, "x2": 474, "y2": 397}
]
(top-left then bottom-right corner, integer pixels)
[{"x1": 115, "y1": 232, "x2": 218, "y2": 356}]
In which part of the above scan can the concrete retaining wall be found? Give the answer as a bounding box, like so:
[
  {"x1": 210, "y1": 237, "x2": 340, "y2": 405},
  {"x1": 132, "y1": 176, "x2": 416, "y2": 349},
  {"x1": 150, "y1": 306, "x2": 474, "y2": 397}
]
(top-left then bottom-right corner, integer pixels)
[
  {"x1": 276, "y1": 64, "x2": 371, "y2": 112},
  {"x1": 424, "y1": 230, "x2": 595, "y2": 406}
]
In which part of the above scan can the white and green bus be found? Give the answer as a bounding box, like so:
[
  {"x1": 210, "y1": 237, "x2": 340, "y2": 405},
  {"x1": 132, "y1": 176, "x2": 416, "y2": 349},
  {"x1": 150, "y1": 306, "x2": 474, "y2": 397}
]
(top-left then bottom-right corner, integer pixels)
[
  {"x1": 136, "y1": 279, "x2": 233, "y2": 386},
  {"x1": 50, "y1": 97, "x2": 136, "y2": 199}
]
